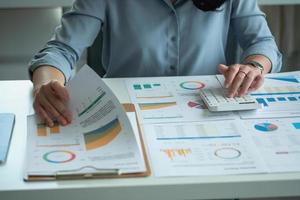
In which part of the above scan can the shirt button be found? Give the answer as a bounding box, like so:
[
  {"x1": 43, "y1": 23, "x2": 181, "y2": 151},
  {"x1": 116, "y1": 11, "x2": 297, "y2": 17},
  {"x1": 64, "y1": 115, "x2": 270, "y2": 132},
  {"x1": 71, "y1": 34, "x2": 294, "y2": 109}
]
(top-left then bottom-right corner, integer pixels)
[{"x1": 170, "y1": 65, "x2": 176, "y2": 70}]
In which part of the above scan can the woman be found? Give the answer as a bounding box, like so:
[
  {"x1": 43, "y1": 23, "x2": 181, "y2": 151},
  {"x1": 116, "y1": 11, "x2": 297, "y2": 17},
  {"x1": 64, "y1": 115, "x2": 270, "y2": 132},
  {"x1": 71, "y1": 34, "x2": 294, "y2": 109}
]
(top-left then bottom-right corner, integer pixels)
[{"x1": 29, "y1": 0, "x2": 282, "y2": 127}]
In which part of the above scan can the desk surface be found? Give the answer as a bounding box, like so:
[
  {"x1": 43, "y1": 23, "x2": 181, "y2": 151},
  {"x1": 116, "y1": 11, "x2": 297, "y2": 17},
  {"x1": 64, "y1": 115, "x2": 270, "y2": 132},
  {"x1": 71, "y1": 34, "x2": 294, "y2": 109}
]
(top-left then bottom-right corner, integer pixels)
[
  {"x1": 0, "y1": 79, "x2": 300, "y2": 200},
  {"x1": 0, "y1": 0, "x2": 300, "y2": 8}
]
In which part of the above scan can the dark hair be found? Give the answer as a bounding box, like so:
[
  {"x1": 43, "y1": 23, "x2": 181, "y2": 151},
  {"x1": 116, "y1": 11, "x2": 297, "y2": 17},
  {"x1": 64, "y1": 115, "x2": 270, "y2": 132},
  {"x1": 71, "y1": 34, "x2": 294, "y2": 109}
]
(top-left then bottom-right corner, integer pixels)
[{"x1": 192, "y1": 0, "x2": 226, "y2": 11}]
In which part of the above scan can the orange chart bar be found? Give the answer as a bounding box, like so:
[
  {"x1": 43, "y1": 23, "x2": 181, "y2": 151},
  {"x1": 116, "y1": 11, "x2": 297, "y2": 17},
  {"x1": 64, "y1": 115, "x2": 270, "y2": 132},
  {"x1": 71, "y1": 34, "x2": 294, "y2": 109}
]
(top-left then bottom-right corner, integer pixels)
[
  {"x1": 37, "y1": 124, "x2": 47, "y2": 136},
  {"x1": 162, "y1": 149, "x2": 192, "y2": 160},
  {"x1": 139, "y1": 102, "x2": 177, "y2": 111},
  {"x1": 50, "y1": 123, "x2": 60, "y2": 134}
]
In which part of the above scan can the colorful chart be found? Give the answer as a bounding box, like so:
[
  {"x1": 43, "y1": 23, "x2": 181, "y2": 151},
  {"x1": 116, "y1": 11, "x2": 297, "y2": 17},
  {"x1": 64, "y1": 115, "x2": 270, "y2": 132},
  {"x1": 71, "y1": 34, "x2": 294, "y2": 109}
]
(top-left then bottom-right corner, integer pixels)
[
  {"x1": 251, "y1": 86, "x2": 300, "y2": 96},
  {"x1": 37, "y1": 123, "x2": 60, "y2": 136},
  {"x1": 43, "y1": 150, "x2": 76, "y2": 164},
  {"x1": 179, "y1": 81, "x2": 205, "y2": 90},
  {"x1": 214, "y1": 148, "x2": 241, "y2": 159},
  {"x1": 138, "y1": 102, "x2": 177, "y2": 111},
  {"x1": 187, "y1": 101, "x2": 206, "y2": 109},
  {"x1": 37, "y1": 123, "x2": 47, "y2": 136},
  {"x1": 161, "y1": 148, "x2": 192, "y2": 160},
  {"x1": 78, "y1": 92, "x2": 106, "y2": 117},
  {"x1": 292, "y1": 122, "x2": 300, "y2": 130},
  {"x1": 254, "y1": 123, "x2": 278, "y2": 132},
  {"x1": 133, "y1": 83, "x2": 161, "y2": 90},
  {"x1": 255, "y1": 96, "x2": 300, "y2": 107},
  {"x1": 50, "y1": 123, "x2": 60, "y2": 134},
  {"x1": 84, "y1": 118, "x2": 121, "y2": 150},
  {"x1": 136, "y1": 95, "x2": 173, "y2": 99}
]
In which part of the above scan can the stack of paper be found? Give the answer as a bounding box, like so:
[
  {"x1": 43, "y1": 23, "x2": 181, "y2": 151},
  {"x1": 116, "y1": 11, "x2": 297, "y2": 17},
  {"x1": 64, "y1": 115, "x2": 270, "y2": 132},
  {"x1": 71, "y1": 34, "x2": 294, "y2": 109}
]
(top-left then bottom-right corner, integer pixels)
[{"x1": 24, "y1": 66, "x2": 150, "y2": 181}]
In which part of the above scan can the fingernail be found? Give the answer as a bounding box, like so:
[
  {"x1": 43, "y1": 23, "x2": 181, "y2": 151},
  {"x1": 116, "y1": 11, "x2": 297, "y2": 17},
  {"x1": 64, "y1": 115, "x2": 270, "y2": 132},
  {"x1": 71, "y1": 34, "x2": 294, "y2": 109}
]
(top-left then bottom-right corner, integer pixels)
[
  {"x1": 66, "y1": 116, "x2": 72, "y2": 124},
  {"x1": 61, "y1": 119, "x2": 67, "y2": 126}
]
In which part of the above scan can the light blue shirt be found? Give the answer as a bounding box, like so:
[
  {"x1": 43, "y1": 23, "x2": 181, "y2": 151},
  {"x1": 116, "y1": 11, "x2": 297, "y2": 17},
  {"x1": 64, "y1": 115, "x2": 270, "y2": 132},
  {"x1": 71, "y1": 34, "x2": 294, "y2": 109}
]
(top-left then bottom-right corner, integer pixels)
[{"x1": 29, "y1": 0, "x2": 282, "y2": 80}]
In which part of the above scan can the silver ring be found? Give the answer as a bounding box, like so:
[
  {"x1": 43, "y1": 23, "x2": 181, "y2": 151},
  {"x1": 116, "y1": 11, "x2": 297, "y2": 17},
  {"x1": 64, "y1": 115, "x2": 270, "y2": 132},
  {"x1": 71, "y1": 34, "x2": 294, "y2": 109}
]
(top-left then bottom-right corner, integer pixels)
[{"x1": 239, "y1": 71, "x2": 247, "y2": 76}]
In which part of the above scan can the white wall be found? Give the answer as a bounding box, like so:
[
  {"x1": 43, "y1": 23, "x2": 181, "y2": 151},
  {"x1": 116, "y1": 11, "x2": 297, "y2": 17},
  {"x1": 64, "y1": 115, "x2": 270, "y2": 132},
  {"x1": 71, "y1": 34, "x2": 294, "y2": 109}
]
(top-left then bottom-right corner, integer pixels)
[
  {"x1": 0, "y1": 8, "x2": 62, "y2": 80},
  {"x1": 262, "y1": 6, "x2": 300, "y2": 72}
]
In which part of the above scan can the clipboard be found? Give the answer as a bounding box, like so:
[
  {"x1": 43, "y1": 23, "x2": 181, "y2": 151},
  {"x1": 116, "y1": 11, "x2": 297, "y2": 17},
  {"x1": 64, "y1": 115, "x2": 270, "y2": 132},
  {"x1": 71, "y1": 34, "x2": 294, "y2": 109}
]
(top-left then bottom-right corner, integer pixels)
[{"x1": 24, "y1": 104, "x2": 151, "y2": 181}]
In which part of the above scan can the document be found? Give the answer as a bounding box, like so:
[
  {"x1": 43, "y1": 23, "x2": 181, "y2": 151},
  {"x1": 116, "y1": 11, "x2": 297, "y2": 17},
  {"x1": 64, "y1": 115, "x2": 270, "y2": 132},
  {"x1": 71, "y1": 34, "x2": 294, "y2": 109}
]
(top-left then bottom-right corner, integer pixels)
[
  {"x1": 233, "y1": 71, "x2": 300, "y2": 119},
  {"x1": 142, "y1": 120, "x2": 267, "y2": 177},
  {"x1": 243, "y1": 117, "x2": 300, "y2": 173},
  {"x1": 143, "y1": 116, "x2": 300, "y2": 177},
  {"x1": 127, "y1": 71, "x2": 300, "y2": 177},
  {"x1": 126, "y1": 76, "x2": 237, "y2": 124},
  {"x1": 25, "y1": 65, "x2": 148, "y2": 180}
]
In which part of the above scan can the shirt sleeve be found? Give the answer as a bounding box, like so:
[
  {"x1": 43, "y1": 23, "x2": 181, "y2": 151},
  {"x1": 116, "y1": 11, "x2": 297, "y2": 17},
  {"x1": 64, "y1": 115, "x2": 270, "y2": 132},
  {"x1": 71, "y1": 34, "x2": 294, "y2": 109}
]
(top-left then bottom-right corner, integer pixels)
[
  {"x1": 231, "y1": 0, "x2": 282, "y2": 73},
  {"x1": 28, "y1": 0, "x2": 107, "y2": 81}
]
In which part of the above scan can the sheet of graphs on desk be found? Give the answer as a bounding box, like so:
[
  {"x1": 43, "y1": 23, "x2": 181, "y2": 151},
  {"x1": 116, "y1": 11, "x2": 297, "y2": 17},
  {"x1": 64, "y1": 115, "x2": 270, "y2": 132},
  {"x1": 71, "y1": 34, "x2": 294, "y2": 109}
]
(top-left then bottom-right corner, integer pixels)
[
  {"x1": 126, "y1": 71, "x2": 300, "y2": 177},
  {"x1": 236, "y1": 71, "x2": 300, "y2": 119},
  {"x1": 126, "y1": 76, "x2": 238, "y2": 124}
]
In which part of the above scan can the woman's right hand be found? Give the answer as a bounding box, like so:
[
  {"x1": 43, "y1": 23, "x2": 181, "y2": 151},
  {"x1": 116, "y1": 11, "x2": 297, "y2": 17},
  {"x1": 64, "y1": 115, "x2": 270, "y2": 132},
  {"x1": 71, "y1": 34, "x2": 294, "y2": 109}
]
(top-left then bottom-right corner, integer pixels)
[
  {"x1": 33, "y1": 80, "x2": 72, "y2": 127},
  {"x1": 32, "y1": 66, "x2": 72, "y2": 127}
]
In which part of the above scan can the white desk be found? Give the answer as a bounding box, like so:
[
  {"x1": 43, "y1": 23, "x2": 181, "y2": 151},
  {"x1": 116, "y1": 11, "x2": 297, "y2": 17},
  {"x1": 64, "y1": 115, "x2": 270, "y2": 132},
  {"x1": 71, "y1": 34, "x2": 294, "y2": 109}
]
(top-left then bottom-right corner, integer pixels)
[
  {"x1": 0, "y1": 0, "x2": 300, "y2": 8},
  {"x1": 0, "y1": 80, "x2": 300, "y2": 200}
]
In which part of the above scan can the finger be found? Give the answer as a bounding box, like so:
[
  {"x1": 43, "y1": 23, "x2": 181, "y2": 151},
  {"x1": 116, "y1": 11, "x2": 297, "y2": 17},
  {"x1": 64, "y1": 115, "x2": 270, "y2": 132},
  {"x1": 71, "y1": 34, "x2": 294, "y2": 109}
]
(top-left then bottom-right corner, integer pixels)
[
  {"x1": 39, "y1": 95, "x2": 68, "y2": 126},
  {"x1": 249, "y1": 75, "x2": 264, "y2": 91},
  {"x1": 218, "y1": 64, "x2": 230, "y2": 87},
  {"x1": 218, "y1": 64, "x2": 229, "y2": 74},
  {"x1": 33, "y1": 101, "x2": 45, "y2": 124},
  {"x1": 228, "y1": 70, "x2": 249, "y2": 97},
  {"x1": 50, "y1": 80, "x2": 70, "y2": 102},
  {"x1": 45, "y1": 92, "x2": 72, "y2": 123},
  {"x1": 224, "y1": 64, "x2": 240, "y2": 89},
  {"x1": 41, "y1": 83, "x2": 72, "y2": 124},
  {"x1": 35, "y1": 103, "x2": 54, "y2": 127},
  {"x1": 238, "y1": 71, "x2": 257, "y2": 96}
]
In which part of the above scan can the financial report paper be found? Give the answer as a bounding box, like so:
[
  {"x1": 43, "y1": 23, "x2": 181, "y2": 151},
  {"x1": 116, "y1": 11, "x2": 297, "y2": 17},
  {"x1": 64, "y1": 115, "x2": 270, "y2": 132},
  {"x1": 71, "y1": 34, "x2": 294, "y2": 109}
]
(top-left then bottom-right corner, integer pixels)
[{"x1": 126, "y1": 71, "x2": 300, "y2": 177}]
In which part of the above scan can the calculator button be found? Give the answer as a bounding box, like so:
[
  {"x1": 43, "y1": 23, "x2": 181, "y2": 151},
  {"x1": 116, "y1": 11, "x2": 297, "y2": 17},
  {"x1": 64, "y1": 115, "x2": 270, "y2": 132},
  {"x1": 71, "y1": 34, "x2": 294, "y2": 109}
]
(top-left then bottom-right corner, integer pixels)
[{"x1": 199, "y1": 88, "x2": 262, "y2": 112}]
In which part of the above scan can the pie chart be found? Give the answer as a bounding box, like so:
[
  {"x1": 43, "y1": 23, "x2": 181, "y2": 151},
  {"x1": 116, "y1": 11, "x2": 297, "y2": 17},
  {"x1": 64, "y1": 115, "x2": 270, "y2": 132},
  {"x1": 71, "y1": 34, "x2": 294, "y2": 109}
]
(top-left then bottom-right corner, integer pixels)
[
  {"x1": 254, "y1": 123, "x2": 278, "y2": 132},
  {"x1": 180, "y1": 81, "x2": 205, "y2": 90},
  {"x1": 43, "y1": 150, "x2": 76, "y2": 164},
  {"x1": 214, "y1": 147, "x2": 241, "y2": 159}
]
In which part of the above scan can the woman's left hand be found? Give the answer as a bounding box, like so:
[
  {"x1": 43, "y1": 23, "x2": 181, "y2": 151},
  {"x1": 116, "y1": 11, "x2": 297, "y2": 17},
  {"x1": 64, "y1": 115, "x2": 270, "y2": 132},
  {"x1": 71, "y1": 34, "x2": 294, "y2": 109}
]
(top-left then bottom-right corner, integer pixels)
[{"x1": 218, "y1": 64, "x2": 264, "y2": 97}]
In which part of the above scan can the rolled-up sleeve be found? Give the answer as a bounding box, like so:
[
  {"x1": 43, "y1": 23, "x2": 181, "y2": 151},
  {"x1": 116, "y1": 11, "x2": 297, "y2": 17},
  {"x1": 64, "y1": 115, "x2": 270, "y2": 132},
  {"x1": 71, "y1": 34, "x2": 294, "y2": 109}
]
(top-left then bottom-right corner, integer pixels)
[
  {"x1": 231, "y1": 0, "x2": 282, "y2": 73},
  {"x1": 28, "y1": 0, "x2": 106, "y2": 81}
]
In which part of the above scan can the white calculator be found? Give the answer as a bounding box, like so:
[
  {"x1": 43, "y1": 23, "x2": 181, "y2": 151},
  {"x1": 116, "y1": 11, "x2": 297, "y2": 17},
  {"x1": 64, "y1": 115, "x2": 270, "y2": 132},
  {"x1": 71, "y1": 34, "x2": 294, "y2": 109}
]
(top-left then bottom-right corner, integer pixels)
[{"x1": 199, "y1": 88, "x2": 262, "y2": 112}]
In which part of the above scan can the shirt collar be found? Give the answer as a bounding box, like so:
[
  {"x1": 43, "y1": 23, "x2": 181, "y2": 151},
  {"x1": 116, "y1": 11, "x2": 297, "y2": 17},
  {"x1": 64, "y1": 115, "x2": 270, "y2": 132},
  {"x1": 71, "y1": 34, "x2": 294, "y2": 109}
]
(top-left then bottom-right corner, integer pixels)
[{"x1": 161, "y1": 0, "x2": 187, "y2": 9}]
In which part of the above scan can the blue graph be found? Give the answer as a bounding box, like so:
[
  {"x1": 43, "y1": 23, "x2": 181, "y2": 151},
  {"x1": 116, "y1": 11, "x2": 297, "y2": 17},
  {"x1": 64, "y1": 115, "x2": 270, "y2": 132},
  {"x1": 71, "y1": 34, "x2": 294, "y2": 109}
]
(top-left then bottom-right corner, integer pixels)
[
  {"x1": 292, "y1": 123, "x2": 300, "y2": 130},
  {"x1": 255, "y1": 96, "x2": 300, "y2": 107},
  {"x1": 266, "y1": 75, "x2": 299, "y2": 83}
]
